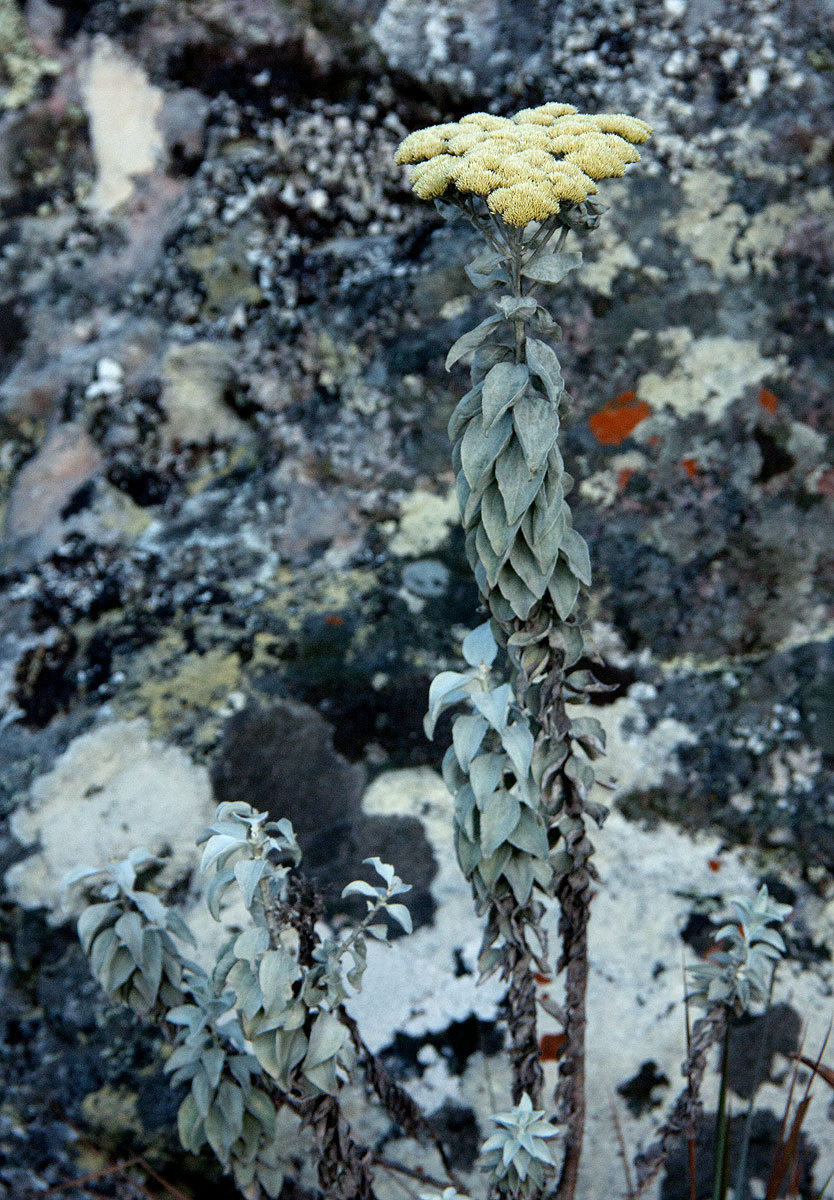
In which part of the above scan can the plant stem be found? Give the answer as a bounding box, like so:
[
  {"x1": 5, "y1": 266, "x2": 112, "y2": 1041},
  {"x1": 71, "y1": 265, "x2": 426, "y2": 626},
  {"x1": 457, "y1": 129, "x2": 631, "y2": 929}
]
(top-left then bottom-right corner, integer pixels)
[{"x1": 713, "y1": 1020, "x2": 731, "y2": 1200}]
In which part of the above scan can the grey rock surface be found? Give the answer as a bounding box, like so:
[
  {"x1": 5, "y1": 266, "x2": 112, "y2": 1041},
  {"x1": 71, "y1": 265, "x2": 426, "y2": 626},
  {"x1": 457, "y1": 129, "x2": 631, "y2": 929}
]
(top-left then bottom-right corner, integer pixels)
[{"x1": 1, "y1": 0, "x2": 834, "y2": 1196}]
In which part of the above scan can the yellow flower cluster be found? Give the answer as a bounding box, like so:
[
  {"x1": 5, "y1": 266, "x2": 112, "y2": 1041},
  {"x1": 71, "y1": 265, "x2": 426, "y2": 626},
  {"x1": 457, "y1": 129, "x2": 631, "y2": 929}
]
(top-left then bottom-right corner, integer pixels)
[{"x1": 394, "y1": 103, "x2": 652, "y2": 226}]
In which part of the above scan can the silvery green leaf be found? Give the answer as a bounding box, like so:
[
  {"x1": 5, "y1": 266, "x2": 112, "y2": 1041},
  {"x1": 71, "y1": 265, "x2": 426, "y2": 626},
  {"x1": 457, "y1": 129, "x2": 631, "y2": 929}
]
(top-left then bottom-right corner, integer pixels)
[
  {"x1": 78, "y1": 903, "x2": 118, "y2": 954},
  {"x1": 141, "y1": 929, "x2": 163, "y2": 1002},
  {"x1": 234, "y1": 927, "x2": 270, "y2": 967},
  {"x1": 503, "y1": 852, "x2": 535, "y2": 905},
  {"x1": 385, "y1": 903, "x2": 413, "y2": 934},
  {"x1": 206, "y1": 867, "x2": 236, "y2": 921},
  {"x1": 462, "y1": 621, "x2": 498, "y2": 668},
  {"x1": 564, "y1": 755, "x2": 595, "y2": 797},
  {"x1": 456, "y1": 828, "x2": 481, "y2": 877},
  {"x1": 105, "y1": 946, "x2": 135, "y2": 992},
  {"x1": 509, "y1": 539, "x2": 551, "y2": 599},
  {"x1": 513, "y1": 394, "x2": 558, "y2": 475},
  {"x1": 445, "y1": 314, "x2": 503, "y2": 370},
  {"x1": 453, "y1": 714, "x2": 489, "y2": 770},
  {"x1": 366, "y1": 923, "x2": 389, "y2": 940},
  {"x1": 494, "y1": 295, "x2": 538, "y2": 321},
  {"x1": 205, "y1": 1105, "x2": 232, "y2": 1158},
  {"x1": 571, "y1": 716, "x2": 606, "y2": 756},
  {"x1": 234, "y1": 858, "x2": 267, "y2": 910},
  {"x1": 167, "y1": 1003, "x2": 202, "y2": 1027},
  {"x1": 477, "y1": 843, "x2": 512, "y2": 891},
  {"x1": 90, "y1": 927, "x2": 118, "y2": 978},
  {"x1": 434, "y1": 197, "x2": 462, "y2": 221},
  {"x1": 425, "y1": 669, "x2": 476, "y2": 738},
  {"x1": 466, "y1": 249, "x2": 510, "y2": 290},
  {"x1": 218, "y1": 1079, "x2": 244, "y2": 1136},
  {"x1": 259, "y1": 950, "x2": 298, "y2": 1013},
  {"x1": 482, "y1": 362, "x2": 530, "y2": 431},
  {"x1": 365, "y1": 856, "x2": 396, "y2": 886},
  {"x1": 462, "y1": 480, "x2": 482, "y2": 530},
  {"x1": 500, "y1": 721, "x2": 535, "y2": 782},
  {"x1": 257, "y1": 1164, "x2": 286, "y2": 1197},
  {"x1": 304, "y1": 1011, "x2": 348, "y2": 1072},
  {"x1": 246, "y1": 1088, "x2": 276, "y2": 1129},
  {"x1": 494, "y1": 440, "x2": 546, "y2": 525},
  {"x1": 342, "y1": 879, "x2": 380, "y2": 900},
  {"x1": 193, "y1": 1066, "x2": 212, "y2": 1118},
  {"x1": 129, "y1": 889, "x2": 167, "y2": 926},
  {"x1": 201, "y1": 834, "x2": 246, "y2": 875},
  {"x1": 442, "y1": 743, "x2": 467, "y2": 792},
  {"x1": 460, "y1": 410, "x2": 513, "y2": 490},
  {"x1": 528, "y1": 510, "x2": 564, "y2": 573},
  {"x1": 470, "y1": 683, "x2": 512, "y2": 732},
  {"x1": 448, "y1": 384, "x2": 484, "y2": 442},
  {"x1": 547, "y1": 560, "x2": 580, "y2": 620},
  {"x1": 177, "y1": 1092, "x2": 204, "y2": 1153},
  {"x1": 455, "y1": 468, "x2": 472, "y2": 525},
  {"x1": 469, "y1": 752, "x2": 506, "y2": 804},
  {"x1": 114, "y1": 911, "x2": 144, "y2": 964},
  {"x1": 497, "y1": 565, "x2": 537, "y2": 620},
  {"x1": 526, "y1": 338, "x2": 564, "y2": 404},
  {"x1": 480, "y1": 789, "x2": 521, "y2": 858},
  {"x1": 560, "y1": 526, "x2": 592, "y2": 586},
  {"x1": 471, "y1": 342, "x2": 515, "y2": 385},
  {"x1": 521, "y1": 250, "x2": 582, "y2": 284},
  {"x1": 475, "y1": 524, "x2": 504, "y2": 589},
  {"x1": 165, "y1": 909, "x2": 197, "y2": 946},
  {"x1": 507, "y1": 808, "x2": 549, "y2": 858},
  {"x1": 215, "y1": 801, "x2": 254, "y2": 823},
  {"x1": 480, "y1": 485, "x2": 518, "y2": 559}
]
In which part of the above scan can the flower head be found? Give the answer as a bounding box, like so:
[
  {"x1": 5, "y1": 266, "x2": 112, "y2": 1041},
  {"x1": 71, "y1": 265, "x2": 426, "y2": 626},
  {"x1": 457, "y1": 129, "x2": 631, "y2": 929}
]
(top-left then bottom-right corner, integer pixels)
[{"x1": 395, "y1": 103, "x2": 651, "y2": 225}]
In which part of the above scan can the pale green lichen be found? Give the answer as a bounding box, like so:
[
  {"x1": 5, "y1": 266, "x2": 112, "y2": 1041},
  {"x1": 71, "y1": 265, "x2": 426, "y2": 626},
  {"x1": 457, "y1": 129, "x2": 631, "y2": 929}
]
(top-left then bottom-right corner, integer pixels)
[{"x1": 0, "y1": 0, "x2": 59, "y2": 110}]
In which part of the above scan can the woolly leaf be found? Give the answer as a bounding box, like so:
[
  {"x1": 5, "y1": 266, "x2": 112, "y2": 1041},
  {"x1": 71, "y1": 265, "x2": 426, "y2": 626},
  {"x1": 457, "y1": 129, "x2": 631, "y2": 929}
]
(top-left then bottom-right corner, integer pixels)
[
  {"x1": 509, "y1": 539, "x2": 551, "y2": 599},
  {"x1": 497, "y1": 565, "x2": 537, "y2": 620},
  {"x1": 475, "y1": 523, "x2": 503, "y2": 588},
  {"x1": 503, "y1": 852, "x2": 535, "y2": 905},
  {"x1": 234, "y1": 927, "x2": 270, "y2": 967},
  {"x1": 460, "y1": 410, "x2": 513, "y2": 490},
  {"x1": 482, "y1": 362, "x2": 530, "y2": 431},
  {"x1": 462, "y1": 620, "x2": 498, "y2": 668},
  {"x1": 130, "y1": 889, "x2": 167, "y2": 926},
  {"x1": 521, "y1": 250, "x2": 582, "y2": 284},
  {"x1": 201, "y1": 834, "x2": 245, "y2": 875},
  {"x1": 526, "y1": 338, "x2": 564, "y2": 404},
  {"x1": 425, "y1": 669, "x2": 476, "y2": 738},
  {"x1": 448, "y1": 384, "x2": 483, "y2": 442},
  {"x1": 560, "y1": 526, "x2": 592, "y2": 586},
  {"x1": 453, "y1": 714, "x2": 489, "y2": 770},
  {"x1": 481, "y1": 485, "x2": 518, "y2": 559},
  {"x1": 446, "y1": 314, "x2": 502, "y2": 370},
  {"x1": 480, "y1": 789, "x2": 521, "y2": 858},
  {"x1": 507, "y1": 807, "x2": 549, "y2": 858},
  {"x1": 469, "y1": 683, "x2": 512, "y2": 732},
  {"x1": 513, "y1": 393, "x2": 558, "y2": 475},
  {"x1": 500, "y1": 721, "x2": 535, "y2": 783},
  {"x1": 495, "y1": 440, "x2": 546, "y2": 525},
  {"x1": 234, "y1": 858, "x2": 267, "y2": 910},
  {"x1": 114, "y1": 911, "x2": 144, "y2": 965},
  {"x1": 547, "y1": 560, "x2": 580, "y2": 620},
  {"x1": 385, "y1": 903, "x2": 413, "y2": 934},
  {"x1": 469, "y1": 752, "x2": 506, "y2": 805},
  {"x1": 78, "y1": 902, "x2": 118, "y2": 955},
  {"x1": 178, "y1": 1093, "x2": 204, "y2": 1153},
  {"x1": 303, "y1": 1011, "x2": 348, "y2": 1071}
]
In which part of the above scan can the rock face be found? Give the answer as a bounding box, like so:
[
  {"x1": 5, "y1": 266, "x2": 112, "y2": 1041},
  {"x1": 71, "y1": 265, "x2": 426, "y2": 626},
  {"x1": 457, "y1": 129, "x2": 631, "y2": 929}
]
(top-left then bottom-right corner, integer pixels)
[{"x1": 2, "y1": 0, "x2": 834, "y2": 1196}]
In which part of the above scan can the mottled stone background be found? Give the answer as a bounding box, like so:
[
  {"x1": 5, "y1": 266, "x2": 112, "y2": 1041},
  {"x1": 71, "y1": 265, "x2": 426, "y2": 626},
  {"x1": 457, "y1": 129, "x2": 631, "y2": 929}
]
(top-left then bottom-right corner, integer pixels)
[{"x1": 2, "y1": 0, "x2": 834, "y2": 1196}]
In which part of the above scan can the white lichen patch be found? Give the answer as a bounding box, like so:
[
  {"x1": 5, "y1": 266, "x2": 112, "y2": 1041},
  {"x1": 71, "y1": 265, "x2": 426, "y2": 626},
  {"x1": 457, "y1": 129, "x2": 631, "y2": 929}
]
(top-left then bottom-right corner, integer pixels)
[
  {"x1": 6, "y1": 719, "x2": 214, "y2": 919},
  {"x1": 579, "y1": 182, "x2": 640, "y2": 295},
  {"x1": 636, "y1": 329, "x2": 784, "y2": 423},
  {"x1": 79, "y1": 36, "x2": 164, "y2": 212},
  {"x1": 386, "y1": 487, "x2": 459, "y2": 556},
  {"x1": 590, "y1": 684, "x2": 698, "y2": 799},
  {"x1": 348, "y1": 767, "x2": 505, "y2": 1070}
]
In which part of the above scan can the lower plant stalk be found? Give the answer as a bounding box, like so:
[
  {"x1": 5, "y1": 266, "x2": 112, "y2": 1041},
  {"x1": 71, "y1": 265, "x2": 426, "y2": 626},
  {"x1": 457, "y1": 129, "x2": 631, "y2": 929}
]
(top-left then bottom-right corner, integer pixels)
[{"x1": 552, "y1": 804, "x2": 594, "y2": 1199}]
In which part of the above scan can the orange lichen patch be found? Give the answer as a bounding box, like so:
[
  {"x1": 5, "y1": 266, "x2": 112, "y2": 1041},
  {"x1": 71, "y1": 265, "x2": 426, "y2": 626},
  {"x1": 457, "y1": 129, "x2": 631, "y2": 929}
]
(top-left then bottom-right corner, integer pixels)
[
  {"x1": 618, "y1": 467, "x2": 636, "y2": 490},
  {"x1": 539, "y1": 1033, "x2": 567, "y2": 1061},
  {"x1": 707, "y1": 857, "x2": 722, "y2": 872},
  {"x1": 589, "y1": 391, "x2": 651, "y2": 446},
  {"x1": 682, "y1": 458, "x2": 698, "y2": 478},
  {"x1": 759, "y1": 389, "x2": 779, "y2": 414},
  {"x1": 534, "y1": 972, "x2": 553, "y2": 985},
  {"x1": 324, "y1": 614, "x2": 345, "y2": 626}
]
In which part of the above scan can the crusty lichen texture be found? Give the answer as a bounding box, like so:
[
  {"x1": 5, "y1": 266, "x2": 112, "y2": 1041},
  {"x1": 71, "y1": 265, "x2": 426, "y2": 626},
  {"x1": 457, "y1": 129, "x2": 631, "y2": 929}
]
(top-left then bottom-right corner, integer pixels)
[{"x1": 395, "y1": 102, "x2": 652, "y2": 226}]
